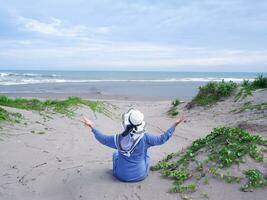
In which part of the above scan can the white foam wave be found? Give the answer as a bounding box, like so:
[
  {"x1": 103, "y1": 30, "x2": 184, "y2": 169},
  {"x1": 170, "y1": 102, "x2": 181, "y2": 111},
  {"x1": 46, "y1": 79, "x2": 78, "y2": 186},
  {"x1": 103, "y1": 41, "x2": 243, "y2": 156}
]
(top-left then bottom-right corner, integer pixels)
[
  {"x1": 22, "y1": 73, "x2": 60, "y2": 78},
  {"x1": 0, "y1": 72, "x2": 18, "y2": 77},
  {"x1": 0, "y1": 72, "x2": 60, "y2": 78},
  {"x1": 0, "y1": 77, "x2": 255, "y2": 85}
]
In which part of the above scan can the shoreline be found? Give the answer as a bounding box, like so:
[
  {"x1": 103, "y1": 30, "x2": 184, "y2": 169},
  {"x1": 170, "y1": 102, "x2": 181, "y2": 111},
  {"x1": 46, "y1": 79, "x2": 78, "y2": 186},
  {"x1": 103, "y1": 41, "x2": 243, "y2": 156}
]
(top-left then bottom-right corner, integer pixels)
[{"x1": 0, "y1": 92, "x2": 173, "y2": 102}]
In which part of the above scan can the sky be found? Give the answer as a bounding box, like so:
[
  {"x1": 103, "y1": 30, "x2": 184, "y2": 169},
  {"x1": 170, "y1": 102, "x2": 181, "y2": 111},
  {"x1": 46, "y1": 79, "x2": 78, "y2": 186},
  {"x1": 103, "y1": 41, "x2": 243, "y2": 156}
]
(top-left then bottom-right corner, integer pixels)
[{"x1": 0, "y1": 0, "x2": 267, "y2": 72}]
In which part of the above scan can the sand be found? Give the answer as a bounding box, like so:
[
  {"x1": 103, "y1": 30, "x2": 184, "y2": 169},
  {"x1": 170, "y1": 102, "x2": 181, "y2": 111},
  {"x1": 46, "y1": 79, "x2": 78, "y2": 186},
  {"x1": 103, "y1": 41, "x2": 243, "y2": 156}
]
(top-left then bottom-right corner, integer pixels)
[{"x1": 0, "y1": 90, "x2": 266, "y2": 200}]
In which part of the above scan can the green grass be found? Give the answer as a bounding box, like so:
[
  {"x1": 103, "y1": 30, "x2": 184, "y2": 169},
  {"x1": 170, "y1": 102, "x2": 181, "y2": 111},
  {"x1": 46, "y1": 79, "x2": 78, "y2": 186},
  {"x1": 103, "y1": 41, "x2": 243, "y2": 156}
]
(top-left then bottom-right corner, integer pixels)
[
  {"x1": 170, "y1": 183, "x2": 197, "y2": 193},
  {"x1": 187, "y1": 80, "x2": 237, "y2": 108},
  {"x1": 186, "y1": 74, "x2": 267, "y2": 108},
  {"x1": 0, "y1": 107, "x2": 10, "y2": 122},
  {"x1": 252, "y1": 74, "x2": 267, "y2": 89},
  {"x1": 234, "y1": 85, "x2": 253, "y2": 101},
  {"x1": 151, "y1": 127, "x2": 267, "y2": 194},
  {"x1": 235, "y1": 74, "x2": 267, "y2": 101},
  {"x1": 200, "y1": 191, "x2": 209, "y2": 198},
  {"x1": 231, "y1": 102, "x2": 267, "y2": 113},
  {"x1": 0, "y1": 96, "x2": 110, "y2": 117},
  {"x1": 0, "y1": 107, "x2": 22, "y2": 124},
  {"x1": 172, "y1": 98, "x2": 181, "y2": 107},
  {"x1": 167, "y1": 98, "x2": 180, "y2": 117}
]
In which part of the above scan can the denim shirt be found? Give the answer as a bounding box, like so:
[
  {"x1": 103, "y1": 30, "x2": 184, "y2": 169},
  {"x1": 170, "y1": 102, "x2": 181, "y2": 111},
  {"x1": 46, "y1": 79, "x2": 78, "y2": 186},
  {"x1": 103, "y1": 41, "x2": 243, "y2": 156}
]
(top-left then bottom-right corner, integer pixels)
[{"x1": 91, "y1": 126, "x2": 176, "y2": 182}]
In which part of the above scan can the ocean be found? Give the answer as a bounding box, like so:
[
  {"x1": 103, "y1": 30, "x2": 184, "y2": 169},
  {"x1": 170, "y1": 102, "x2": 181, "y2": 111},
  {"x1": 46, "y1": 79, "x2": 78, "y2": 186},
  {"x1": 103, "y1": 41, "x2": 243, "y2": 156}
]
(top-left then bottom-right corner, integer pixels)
[{"x1": 0, "y1": 70, "x2": 264, "y2": 100}]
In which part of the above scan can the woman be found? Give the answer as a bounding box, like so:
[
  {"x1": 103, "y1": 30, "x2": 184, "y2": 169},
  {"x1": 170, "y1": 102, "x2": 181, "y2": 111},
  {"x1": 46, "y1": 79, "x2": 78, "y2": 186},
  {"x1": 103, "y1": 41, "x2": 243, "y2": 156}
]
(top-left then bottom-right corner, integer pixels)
[{"x1": 82, "y1": 109, "x2": 185, "y2": 182}]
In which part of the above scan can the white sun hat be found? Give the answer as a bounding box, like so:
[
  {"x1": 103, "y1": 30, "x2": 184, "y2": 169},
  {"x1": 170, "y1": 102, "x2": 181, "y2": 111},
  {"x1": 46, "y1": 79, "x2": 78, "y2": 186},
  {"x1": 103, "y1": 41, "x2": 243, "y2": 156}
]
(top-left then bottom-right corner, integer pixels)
[{"x1": 122, "y1": 109, "x2": 146, "y2": 133}]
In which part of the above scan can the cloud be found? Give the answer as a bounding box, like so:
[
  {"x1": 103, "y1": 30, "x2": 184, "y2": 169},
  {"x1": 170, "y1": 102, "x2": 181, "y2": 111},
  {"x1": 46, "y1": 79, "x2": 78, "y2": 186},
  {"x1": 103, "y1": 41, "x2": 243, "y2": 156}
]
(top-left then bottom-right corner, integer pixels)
[
  {"x1": 0, "y1": 1, "x2": 266, "y2": 71},
  {"x1": 0, "y1": 39, "x2": 266, "y2": 71},
  {"x1": 17, "y1": 16, "x2": 111, "y2": 39}
]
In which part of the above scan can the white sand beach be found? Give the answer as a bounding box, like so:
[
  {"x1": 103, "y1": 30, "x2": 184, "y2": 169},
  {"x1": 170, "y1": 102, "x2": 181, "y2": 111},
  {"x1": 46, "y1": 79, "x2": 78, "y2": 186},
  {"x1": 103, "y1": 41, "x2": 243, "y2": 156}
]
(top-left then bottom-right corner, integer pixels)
[{"x1": 0, "y1": 89, "x2": 266, "y2": 200}]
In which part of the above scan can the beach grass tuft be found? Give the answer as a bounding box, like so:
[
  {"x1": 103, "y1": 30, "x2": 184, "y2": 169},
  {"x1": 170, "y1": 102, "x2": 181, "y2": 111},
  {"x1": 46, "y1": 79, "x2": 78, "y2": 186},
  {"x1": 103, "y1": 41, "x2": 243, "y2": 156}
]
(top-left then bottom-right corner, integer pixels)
[
  {"x1": 187, "y1": 80, "x2": 237, "y2": 108},
  {"x1": 167, "y1": 98, "x2": 180, "y2": 117},
  {"x1": 231, "y1": 102, "x2": 267, "y2": 113},
  {"x1": 0, "y1": 107, "x2": 22, "y2": 124},
  {"x1": 0, "y1": 107, "x2": 10, "y2": 122},
  {"x1": 252, "y1": 74, "x2": 267, "y2": 89},
  {"x1": 0, "y1": 96, "x2": 110, "y2": 117},
  {"x1": 235, "y1": 74, "x2": 267, "y2": 101},
  {"x1": 151, "y1": 127, "x2": 267, "y2": 194}
]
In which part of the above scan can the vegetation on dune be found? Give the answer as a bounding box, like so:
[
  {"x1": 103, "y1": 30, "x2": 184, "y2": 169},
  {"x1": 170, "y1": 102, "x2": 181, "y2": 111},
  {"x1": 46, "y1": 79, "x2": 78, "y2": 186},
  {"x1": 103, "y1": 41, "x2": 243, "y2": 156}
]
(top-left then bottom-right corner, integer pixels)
[
  {"x1": 151, "y1": 127, "x2": 267, "y2": 194},
  {"x1": 200, "y1": 191, "x2": 209, "y2": 198},
  {"x1": 252, "y1": 74, "x2": 267, "y2": 89},
  {"x1": 184, "y1": 74, "x2": 267, "y2": 109},
  {"x1": 235, "y1": 80, "x2": 254, "y2": 101},
  {"x1": 235, "y1": 74, "x2": 267, "y2": 101},
  {"x1": 167, "y1": 98, "x2": 180, "y2": 117},
  {"x1": 0, "y1": 107, "x2": 11, "y2": 122},
  {"x1": 187, "y1": 80, "x2": 237, "y2": 108},
  {"x1": 242, "y1": 169, "x2": 267, "y2": 191},
  {"x1": 0, "y1": 107, "x2": 22, "y2": 124},
  {"x1": 0, "y1": 96, "x2": 110, "y2": 117},
  {"x1": 231, "y1": 102, "x2": 267, "y2": 113}
]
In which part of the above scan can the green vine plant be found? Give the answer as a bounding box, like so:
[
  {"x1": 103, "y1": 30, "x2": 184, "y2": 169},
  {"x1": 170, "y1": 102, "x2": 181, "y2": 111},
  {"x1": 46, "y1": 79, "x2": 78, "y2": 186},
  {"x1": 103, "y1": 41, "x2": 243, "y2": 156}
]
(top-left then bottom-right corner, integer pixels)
[
  {"x1": 242, "y1": 169, "x2": 267, "y2": 191},
  {"x1": 151, "y1": 127, "x2": 267, "y2": 194},
  {"x1": 0, "y1": 96, "x2": 112, "y2": 118}
]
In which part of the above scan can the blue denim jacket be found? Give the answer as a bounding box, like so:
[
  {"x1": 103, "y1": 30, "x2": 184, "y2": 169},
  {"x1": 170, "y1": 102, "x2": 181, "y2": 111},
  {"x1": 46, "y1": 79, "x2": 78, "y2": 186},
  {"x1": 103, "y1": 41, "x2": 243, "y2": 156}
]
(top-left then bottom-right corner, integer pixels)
[{"x1": 91, "y1": 126, "x2": 175, "y2": 182}]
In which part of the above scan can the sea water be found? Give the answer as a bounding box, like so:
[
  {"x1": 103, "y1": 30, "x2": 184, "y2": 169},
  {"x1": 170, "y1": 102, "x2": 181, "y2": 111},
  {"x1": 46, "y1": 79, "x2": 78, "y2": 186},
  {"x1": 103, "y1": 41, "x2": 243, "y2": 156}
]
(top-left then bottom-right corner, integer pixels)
[{"x1": 0, "y1": 70, "x2": 264, "y2": 100}]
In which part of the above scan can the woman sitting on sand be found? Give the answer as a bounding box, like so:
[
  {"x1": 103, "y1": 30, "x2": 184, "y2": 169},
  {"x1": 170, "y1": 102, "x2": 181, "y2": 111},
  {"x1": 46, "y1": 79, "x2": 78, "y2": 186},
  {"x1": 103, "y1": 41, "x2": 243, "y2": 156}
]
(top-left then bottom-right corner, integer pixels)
[{"x1": 82, "y1": 109, "x2": 185, "y2": 182}]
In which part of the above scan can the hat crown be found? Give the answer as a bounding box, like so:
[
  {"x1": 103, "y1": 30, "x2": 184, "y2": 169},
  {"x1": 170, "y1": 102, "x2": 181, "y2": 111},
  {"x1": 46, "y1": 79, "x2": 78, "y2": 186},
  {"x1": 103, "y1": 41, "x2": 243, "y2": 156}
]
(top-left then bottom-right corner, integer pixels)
[{"x1": 129, "y1": 110, "x2": 144, "y2": 126}]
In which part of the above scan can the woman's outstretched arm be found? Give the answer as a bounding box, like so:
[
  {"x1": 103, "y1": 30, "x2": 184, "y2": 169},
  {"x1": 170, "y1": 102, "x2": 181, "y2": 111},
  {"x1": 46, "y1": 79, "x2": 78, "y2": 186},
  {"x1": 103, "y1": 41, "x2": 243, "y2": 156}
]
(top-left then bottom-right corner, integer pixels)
[
  {"x1": 81, "y1": 116, "x2": 117, "y2": 149},
  {"x1": 145, "y1": 116, "x2": 185, "y2": 147}
]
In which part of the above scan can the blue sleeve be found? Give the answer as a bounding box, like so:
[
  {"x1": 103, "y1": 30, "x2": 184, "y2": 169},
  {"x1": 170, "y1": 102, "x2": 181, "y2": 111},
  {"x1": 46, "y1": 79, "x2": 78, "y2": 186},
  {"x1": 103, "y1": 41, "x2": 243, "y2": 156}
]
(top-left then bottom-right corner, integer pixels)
[
  {"x1": 91, "y1": 128, "x2": 117, "y2": 149},
  {"x1": 145, "y1": 126, "x2": 175, "y2": 147}
]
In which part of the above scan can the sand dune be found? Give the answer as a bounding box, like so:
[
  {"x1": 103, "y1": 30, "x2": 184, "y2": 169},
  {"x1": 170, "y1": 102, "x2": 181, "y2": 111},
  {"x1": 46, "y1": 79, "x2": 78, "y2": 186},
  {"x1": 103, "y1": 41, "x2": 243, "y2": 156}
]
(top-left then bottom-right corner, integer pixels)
[{"x1": 0, "y1": 90, "x2": 266, "y2": 200}]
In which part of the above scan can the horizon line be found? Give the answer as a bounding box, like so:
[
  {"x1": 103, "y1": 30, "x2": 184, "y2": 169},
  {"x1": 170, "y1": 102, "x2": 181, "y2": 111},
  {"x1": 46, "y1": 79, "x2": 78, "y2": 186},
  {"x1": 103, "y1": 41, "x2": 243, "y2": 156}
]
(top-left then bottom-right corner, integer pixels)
[{"x1": 0, "y1": 69, "x2": 266, "y2": 73}]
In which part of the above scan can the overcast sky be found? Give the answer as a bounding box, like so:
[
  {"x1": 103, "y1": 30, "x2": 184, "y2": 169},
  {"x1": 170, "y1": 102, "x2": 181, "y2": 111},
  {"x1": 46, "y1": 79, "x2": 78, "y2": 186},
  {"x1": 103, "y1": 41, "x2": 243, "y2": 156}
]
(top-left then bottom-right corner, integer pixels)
[{"x1": 0, "y1": 0, "x2": 267, "y2": 72}]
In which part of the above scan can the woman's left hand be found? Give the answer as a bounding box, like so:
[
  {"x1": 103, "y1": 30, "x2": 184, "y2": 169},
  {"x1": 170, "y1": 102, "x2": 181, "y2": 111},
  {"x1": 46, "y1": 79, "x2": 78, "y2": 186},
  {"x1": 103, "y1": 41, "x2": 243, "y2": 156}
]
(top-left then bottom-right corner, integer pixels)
[
  {"x1": 81, "y1": 116, "x2": 94, "y2": 129},
  {"x1": 174, "y1": 115, "x2": 186, "y2": 127}
]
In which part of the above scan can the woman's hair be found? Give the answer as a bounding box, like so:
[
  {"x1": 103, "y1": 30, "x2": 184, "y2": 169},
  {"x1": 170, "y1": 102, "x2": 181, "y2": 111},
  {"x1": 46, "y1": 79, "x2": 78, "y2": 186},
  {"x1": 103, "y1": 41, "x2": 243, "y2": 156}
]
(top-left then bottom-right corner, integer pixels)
[{"x1": 121, "y1": 124, "x2": 136, "y2": 137}]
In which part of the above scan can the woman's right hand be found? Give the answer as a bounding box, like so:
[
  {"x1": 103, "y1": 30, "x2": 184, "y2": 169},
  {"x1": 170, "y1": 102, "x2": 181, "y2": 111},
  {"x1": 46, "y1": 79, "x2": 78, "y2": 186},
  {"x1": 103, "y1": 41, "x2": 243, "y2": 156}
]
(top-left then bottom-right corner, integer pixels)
[
  {"x1": 81, "y1": 116, "x2": 94, "y2": 129},
  {"x1": 174, "y1": 115, "x2": 186, "y2": 127}
]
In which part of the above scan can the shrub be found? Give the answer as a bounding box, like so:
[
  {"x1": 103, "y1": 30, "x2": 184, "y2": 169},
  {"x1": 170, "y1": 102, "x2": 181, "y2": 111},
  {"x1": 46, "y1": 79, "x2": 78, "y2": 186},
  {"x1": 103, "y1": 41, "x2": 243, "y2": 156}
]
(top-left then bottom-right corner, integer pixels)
[
  {"x1": 172, "y1": 98, "x2": 180, "y2": 106},
  {"x1": 188, "y1": 80, "x2": 237, "y2": 107},
  {"x1": 168, "y1": 98, "x2": 180, "y2": 116},
  {"x1": 252, "y1": 74, "x2": 267, "y2": 89}
]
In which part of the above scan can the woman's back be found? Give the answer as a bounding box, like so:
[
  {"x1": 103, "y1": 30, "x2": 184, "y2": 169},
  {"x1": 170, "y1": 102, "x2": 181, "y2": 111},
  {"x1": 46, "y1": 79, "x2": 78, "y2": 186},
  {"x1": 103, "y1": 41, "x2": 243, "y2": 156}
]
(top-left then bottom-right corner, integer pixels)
[
  {"x1": 82, "y1": 110, "x2": 185, "y2": 182},
  {"x1": 93, "y1": 127, "x2": 176, "y2": 182},
  {"x1": 113, "y1": 136, "x2": 149, "y2": 182}
]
